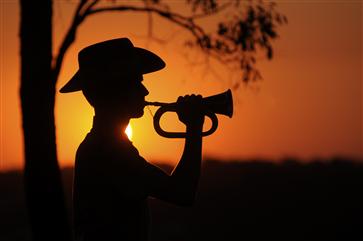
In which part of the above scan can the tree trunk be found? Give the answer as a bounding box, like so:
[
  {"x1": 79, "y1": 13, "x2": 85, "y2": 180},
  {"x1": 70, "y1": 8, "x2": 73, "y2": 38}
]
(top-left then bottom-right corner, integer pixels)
[{"x1": 20, "y1": 0, "x2": 71, "y2": 240}]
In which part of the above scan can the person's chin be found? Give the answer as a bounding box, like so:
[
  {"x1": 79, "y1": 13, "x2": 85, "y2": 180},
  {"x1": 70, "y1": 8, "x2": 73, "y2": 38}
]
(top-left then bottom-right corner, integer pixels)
[{"x1": 132, "y1": 109, "x2": 144, "y2": 118}]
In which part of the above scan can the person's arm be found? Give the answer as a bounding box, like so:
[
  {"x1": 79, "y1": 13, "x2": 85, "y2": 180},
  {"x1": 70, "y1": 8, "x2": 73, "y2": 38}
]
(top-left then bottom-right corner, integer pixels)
[
  {"x1": 169, "y1": 124, "x2": 202, "y2": 205},
  {"x1": 145, "y1": 95, "x2": 204, "y2": 206}
]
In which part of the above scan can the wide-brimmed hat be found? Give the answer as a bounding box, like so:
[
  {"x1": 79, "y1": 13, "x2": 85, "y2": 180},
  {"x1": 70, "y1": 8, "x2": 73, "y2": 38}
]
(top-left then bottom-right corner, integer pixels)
[{"x1": 59, "y1": 38, "x2": 165, "y2": 93}]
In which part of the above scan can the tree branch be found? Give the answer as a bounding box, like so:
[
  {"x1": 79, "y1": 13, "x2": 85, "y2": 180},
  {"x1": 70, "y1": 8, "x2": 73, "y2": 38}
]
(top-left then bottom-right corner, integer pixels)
[
  {"x1": 190, "y1": 0, "x2": 233, "y2": 19},
  {"x1": 51, "y1": 0, "x2": 286, "y2": 86},
  {"x1": 52, "y1": 1, "x2": 238, "y2": 84},
  {"x1": 52, "y1": 0, "x2": 99, "y2": 83},
  {"x1": 87, "y1": 5, "x2": 210, "y2": 50}
]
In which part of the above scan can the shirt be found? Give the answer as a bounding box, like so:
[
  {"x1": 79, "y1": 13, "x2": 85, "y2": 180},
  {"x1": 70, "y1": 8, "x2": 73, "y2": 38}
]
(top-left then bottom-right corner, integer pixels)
[{"x1": 73, "y1": 128, "x2": 153, "y2": 241}]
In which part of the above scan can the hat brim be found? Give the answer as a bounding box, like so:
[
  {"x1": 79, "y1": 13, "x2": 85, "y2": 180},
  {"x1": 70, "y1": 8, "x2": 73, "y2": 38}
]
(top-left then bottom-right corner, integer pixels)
[{"x1": 59, "y1": 47, "x2": 165, "y2": 93}]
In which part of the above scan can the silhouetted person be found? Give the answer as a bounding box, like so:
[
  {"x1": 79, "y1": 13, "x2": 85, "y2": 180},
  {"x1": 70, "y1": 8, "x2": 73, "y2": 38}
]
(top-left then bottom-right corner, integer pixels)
[{"x1": 60, "y1": 38, "x2": 204, "y2": 241}]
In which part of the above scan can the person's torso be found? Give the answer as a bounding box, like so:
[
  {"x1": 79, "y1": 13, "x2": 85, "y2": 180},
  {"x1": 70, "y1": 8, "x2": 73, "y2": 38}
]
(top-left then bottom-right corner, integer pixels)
[{"x1": 73, "y1": 132, "x2": 150, "y2": 241}]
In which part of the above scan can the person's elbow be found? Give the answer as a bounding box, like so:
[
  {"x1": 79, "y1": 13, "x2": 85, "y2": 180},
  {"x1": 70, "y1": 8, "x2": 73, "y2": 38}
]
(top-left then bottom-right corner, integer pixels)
[
  {"x1": 167, "y1": 176, "x2": 199, "y2": 207},
  {"x1": 173, "y1": 186, "x2": 198, "y2": 207}
]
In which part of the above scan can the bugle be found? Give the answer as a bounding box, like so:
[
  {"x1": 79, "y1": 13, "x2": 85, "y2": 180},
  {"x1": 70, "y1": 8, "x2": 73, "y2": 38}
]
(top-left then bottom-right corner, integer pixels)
[{"x1": 145, "y1": 89, "x2": 233, "y2": 138}]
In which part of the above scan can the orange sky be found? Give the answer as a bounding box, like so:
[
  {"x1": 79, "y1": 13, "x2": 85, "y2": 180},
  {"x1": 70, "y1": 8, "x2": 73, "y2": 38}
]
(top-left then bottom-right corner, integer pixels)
[{"x1": 1, "y1": 1, "x2": 362, "y2": 171}]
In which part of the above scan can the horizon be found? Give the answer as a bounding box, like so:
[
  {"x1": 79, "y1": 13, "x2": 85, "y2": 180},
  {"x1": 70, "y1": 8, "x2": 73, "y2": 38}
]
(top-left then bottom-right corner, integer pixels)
[{"x1": 2, "y1": 156, "x2": 363, "y2": 173}]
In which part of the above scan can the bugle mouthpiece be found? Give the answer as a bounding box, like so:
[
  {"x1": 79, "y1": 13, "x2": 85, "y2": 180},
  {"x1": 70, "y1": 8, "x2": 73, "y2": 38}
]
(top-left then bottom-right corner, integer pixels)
[{"x1": 144, "y1": 101, "x2": 168, "y2": 107}]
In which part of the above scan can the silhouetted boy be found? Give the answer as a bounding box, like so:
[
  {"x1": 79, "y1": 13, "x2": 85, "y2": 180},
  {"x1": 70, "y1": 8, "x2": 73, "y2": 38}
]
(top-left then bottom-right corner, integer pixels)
[{"x1": 60, "y1": 38, "x2": 204, "y2": 241}]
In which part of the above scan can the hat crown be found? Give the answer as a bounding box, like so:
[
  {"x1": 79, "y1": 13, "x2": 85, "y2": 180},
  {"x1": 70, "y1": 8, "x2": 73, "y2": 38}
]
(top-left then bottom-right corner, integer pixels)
[{"x1": 78, "y1": 38, "x2": 135, "y2": 69}]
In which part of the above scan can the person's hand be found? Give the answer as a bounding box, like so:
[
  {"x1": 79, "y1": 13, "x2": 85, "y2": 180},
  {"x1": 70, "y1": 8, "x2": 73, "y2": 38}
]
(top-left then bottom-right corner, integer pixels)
[{"x1": 176, "y1": 94, "x2": 205, "y2": 129}]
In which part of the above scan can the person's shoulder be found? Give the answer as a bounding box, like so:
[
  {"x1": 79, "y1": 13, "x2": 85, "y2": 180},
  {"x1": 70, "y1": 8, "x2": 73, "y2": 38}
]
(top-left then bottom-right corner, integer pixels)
[
  {"x1": 118, "y1": 139, "x2": 139, "y2": 154},
  {"x1": 110, "y1": 139, "x2": 149, "y2": 167}
]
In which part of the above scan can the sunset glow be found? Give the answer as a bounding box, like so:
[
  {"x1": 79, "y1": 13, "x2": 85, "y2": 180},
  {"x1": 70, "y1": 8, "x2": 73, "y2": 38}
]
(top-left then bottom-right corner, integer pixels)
[
  {"x1": 1, "y1": 1, "x2": 362, "y2": 171},
  {"x1": 125, "y1": 124, "x2": 133, "y2": 141}
]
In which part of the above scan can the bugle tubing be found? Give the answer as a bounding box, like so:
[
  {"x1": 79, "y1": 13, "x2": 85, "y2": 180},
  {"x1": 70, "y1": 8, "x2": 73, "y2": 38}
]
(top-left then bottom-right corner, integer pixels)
[{"x1": 145, "y1": 89, "x2": 233, "y2": 138}]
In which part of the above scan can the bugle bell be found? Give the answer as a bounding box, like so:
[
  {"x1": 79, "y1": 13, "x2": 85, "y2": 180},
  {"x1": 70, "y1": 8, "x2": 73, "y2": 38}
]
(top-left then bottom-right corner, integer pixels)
[{"x1": 145, "y1": 89, "x2": 233, "y2": 138}]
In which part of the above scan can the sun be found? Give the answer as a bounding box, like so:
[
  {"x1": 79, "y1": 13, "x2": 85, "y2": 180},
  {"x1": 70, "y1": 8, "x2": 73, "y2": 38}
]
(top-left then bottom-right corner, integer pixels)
[{"x1": 125, "y1": 124, "x2": 133, "y2": 140}]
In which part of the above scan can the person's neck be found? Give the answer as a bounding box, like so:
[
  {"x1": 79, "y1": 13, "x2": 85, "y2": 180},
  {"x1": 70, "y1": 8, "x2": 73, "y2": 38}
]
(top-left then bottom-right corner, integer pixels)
[{"x1": 92, "y1": 112, "x2": 129, "y2": 141}]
